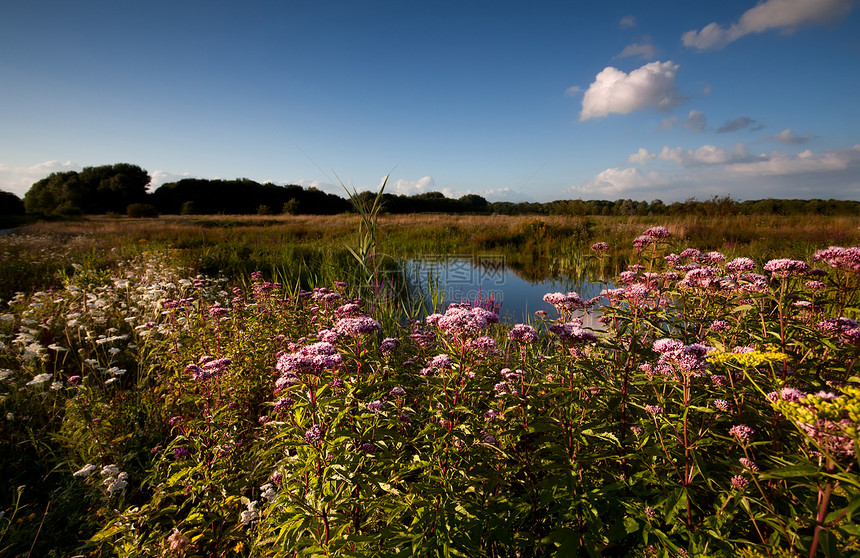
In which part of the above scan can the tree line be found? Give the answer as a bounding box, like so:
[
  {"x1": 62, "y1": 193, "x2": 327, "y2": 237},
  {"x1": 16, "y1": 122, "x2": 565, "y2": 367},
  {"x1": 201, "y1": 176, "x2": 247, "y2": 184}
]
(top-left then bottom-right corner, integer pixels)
[{"x1": 3, "y1": 163, "x2": 859, "y2": 218}]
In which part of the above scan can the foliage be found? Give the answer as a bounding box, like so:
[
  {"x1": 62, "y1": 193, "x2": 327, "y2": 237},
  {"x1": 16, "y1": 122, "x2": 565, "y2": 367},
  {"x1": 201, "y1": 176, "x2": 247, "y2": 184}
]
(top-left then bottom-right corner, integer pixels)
[
  {"x1": 127, "y1": 203, "x2": 160, "y2": 218},
  {"x1": 24, "y1": 164, "x2": 151, "y2": 215},
  {"x1": 150, "y1": 179, "x2": 350, "y2": 215},
  {"x1": 0, "y1": 191, "x2": 25, "y2": 216},
  {"x1": 1, "y1": 224, "x2": 860, "y2": 557}
]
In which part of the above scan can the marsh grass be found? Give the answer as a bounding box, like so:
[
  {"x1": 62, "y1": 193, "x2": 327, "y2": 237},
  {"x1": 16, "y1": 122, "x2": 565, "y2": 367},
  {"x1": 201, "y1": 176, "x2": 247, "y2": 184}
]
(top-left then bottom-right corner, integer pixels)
[{"x1": 15, "y1": 214, "x2": 860, "y2": 288}]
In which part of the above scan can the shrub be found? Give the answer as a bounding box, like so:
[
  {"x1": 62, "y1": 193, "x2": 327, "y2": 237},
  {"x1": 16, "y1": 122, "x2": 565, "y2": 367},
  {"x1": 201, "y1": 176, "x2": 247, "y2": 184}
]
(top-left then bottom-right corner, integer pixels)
[{"x1": 126, "y1": 203, "x2": 159, "y2": 218}]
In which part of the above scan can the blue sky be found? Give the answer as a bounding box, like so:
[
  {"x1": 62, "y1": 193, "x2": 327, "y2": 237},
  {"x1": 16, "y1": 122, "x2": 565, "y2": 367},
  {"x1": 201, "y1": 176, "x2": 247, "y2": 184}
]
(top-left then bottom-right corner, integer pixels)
[{"x1": 1, "y1": 0, "x2": 859, "y2": 203}]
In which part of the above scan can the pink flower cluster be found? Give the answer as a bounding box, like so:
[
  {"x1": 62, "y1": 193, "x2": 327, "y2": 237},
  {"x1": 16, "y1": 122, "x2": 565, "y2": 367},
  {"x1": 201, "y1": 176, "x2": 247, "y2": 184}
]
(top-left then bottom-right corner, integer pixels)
[
  {"x1": 763, "y1": 258, "x2": 810, "y2": 277},
  {"x1": 813, "y1": 246, "x2": 860, "y2": 272},
  {"x1": 275, "y1": 342, "x2": 342, "y2": 387},
  {"x1": 652, "y1": 338, "x2": 711, "y2": 375},
  {"x1": 817, "y1": 317, "x2": 860, "y2": 345},
  {"x1": 335, "y1": 316, "x2": 382, "y2": 337},
  {"x1": 643, "y1": 226, "x2": 670, "y2": 240},
  {"x1": 427, "y1": 303, "x2": 498, "y2": 338},
  {"x1": 549, "y1": 320, "x2": 598, "y2": 343},
  {"x1": 185, "y1": 356, "x2": 232, "y2": 380},
  {"x1": 508, "y1": 324, "x2": 538, "y2": 344},
  {"x1": 543, "y1": 292, "x2": 583, "y2": 314}
]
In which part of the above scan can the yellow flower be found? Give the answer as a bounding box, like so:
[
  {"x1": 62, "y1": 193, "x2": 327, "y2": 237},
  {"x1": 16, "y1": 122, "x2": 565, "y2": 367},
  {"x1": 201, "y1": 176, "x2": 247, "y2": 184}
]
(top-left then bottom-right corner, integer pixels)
[{"x1": 707, "y1": 349, "x2": 787, "y2": 368}]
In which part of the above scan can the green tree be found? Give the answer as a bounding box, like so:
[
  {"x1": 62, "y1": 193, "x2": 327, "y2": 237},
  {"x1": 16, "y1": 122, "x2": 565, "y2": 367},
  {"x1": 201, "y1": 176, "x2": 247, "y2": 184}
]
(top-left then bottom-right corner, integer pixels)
[
  {"x1": 0, "y1": 190, "x2": 25, "y2": 216},
  {"x1": 24, "y1": 164, "x2": 150, "y2": 215}
]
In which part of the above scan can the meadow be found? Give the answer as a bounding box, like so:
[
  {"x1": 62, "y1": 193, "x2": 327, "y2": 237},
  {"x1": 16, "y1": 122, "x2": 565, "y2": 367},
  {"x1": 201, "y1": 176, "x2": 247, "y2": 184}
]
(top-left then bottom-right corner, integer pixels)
[{"x1": 1, "y1": 213, "x2": 859, "y2": 557}]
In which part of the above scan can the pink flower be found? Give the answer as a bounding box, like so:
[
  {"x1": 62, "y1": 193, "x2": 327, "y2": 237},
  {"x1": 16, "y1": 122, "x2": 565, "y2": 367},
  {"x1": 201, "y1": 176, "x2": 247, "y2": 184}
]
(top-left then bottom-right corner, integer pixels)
[
  {"x1": 729, "y1": 424, "x2": 754, "y2": 444},
  {"x1": 726, "y1": 257, "x2": 756, "y2": 273},
  {"x1": 379, "y1": 337, "x2": 400, "y2": 354},
  {"x1": 764, "y1": 258, "x2": 810, "y2": 277},
  {"x1": 304, "y1": 424, "x2": 324, "y2": 443},
  {"x1": 335, "y1": 316, "x2": 382, "y2": 337},
  {"x1": 643, "y1": 226, "x2": 670, "y2": 240},
  {"x1": 508, "y1": 324, "x2": 538, "y2": 344},
  {"x1": 632, "y1": 236, "x2": 653, "y2": 249},
  {"x1": 645, "y1": 405, "x2": 662, "y2": 416}
]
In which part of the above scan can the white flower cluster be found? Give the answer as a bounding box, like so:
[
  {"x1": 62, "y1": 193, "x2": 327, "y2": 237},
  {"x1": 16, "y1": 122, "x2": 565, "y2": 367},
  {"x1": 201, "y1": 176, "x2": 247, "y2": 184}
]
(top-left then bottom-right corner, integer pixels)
[
  {"x1": 72, "y1": 463, "x2": 129, "y2": 494},
  {"x1": 239, "y1": 498, "x2": 258, "y2": 526}
]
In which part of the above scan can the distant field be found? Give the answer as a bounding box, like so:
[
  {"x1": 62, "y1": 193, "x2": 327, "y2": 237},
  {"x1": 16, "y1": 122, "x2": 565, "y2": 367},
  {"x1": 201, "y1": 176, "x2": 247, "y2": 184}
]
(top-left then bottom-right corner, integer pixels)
[{"x1": 17, "y1": 213, "x2": 860, "y2": 283}]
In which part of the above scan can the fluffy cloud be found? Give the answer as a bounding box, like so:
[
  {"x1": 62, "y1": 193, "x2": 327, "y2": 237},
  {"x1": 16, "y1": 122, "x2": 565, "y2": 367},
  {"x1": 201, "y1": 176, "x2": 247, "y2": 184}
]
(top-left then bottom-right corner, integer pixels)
[
  {"x1": 658, "y1": 116, "x2": 677, "y2": 130},
  {"x1": 0, "y1": 160, "x2": 81, "y2": 197},
  {"x1": 577, "y1": 143, "x2": 860, "y2": 200},
  {"x1": 629, "y1": 144, "x2": 752, "y2": 167},
  {"x1": 572, "y1": 167, "x2": 664, "y2": 197},
  {"x1": 619, "y1": 15, "x2": 636, "y2": 28},
  {"x1": 687, "y1": 110, "x2": 708, "y2": 133},
  {"x1": 717, "y1": 116, "x2": 762, "y2": 133},
  {"x1": 726, "y1": 145, "x2": 860, "y2": 176},
  {"x1": 386, "y1": 176, "x2": 437, "y2": 196},
  {"x1": 294, "y1": 178, "x2": 344, "y2": 196},
  {"x1": 616, "y1": 40, "x2": 656, "y2": 60},
  {"x1": 660, "y1": 144, "x2": 752, "y2": 166},
  {"x1": 683, "y1": 0, "x2": 855, "y2": 51},
  {"x1": 150, "y1": 170, "x2": 195, "y2": 188},
  {"x1": 579, "y1": 61, "x2": 683, "y2": 121},
  {"x1": 564, "y1": 85, "x2": 582, "y2": 97},
  {"x1": 770, "y1": 128, "x2": 812, "y2": 145}
]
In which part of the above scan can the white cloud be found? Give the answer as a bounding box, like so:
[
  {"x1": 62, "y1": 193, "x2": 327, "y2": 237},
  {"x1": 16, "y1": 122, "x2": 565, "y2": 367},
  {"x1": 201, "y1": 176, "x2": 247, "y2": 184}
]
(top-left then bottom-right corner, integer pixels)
[
  {"x1": 683, "y1": 0, "x2": 855, "y2": 51},
  {"x1": 575, "y1": 143, "x2": 860, "y2": 201},
  {"x1": 726, "y1": 145, "x2": 860, "y2": 176},
  {"x1": 572, "y1": 167, "x2": 664, "y2": 197},
  {"x1": 293, "y1": 178, "x2": 344, "y2": 196},
  {"x1": 658, "y1": 116, "x2": 677, "y2": 130},
  {"x1": 627, "y1": 148, "x2": 656, "y2": 165},
  {"x1": 716, "y1": 116, "x2": 762, "y2": 133},
  {"x1": 687, "y1": 110, "x2": 707, "y2": 133},
  {"x1": 616, "y1": 41, "x2": 656, "y2": 60},
  {"x1": 386, "y1": 176, "x2": 437, "y2": 196},
  {"x1": 564, "y1": 85, "x2": 583, "y2": 97},
  {"x1": 0, "y1": 160, "x2": 81, "y2": 198},
  {"x1": 770, "y1": 128, "x2": 812, "y2": 145},
  {"x1": 579, "y1": 61, "x2": 683, "y2": 121},
  {"x1": 150, "y1": 170, "x2": 195, "y2": 188},
  {"x1": 620, "y1": 15, "x2": 636, "y2": 28},
  {"x1": 658, "y1": 144, "x2": 752, "y2": 166}
]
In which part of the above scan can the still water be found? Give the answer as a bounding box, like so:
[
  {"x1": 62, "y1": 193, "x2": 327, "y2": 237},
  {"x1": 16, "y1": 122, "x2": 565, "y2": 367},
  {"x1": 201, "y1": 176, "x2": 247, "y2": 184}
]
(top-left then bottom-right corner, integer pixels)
[{"x1": 404, "y1": 255, "x2": 607, "y2": 325}]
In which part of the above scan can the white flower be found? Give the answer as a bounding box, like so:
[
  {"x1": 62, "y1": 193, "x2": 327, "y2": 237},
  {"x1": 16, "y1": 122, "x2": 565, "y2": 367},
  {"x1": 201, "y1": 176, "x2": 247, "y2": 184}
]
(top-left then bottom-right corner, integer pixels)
[
  {"x1": 73, "y1": 464, "x2": 98, "y2": 477},
  {"x1": 101, "y1": 464, "x2": 120, "y2": 476},
  {"x1": 260, "y1": 483, "x2": 277, "y2": 503},
  {"x1": 27, "y1": 373, "x2": 53, "y2": 386},
  {"x1": 106, "y1": 472, "x2": 129, "y2": 493},
  {"x1": 239, "y1": 500, "x2": 258, "y2": 526}
]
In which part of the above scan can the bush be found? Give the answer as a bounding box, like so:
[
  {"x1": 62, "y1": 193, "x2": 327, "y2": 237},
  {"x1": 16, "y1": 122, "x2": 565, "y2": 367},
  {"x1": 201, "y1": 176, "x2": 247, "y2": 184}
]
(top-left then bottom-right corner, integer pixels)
[
  {"x1": 180, "y1": 200, "x2": 196, "y2": 215},
  {"x1": 126, "y1": 203, "x2": 159, "y2": 218}
]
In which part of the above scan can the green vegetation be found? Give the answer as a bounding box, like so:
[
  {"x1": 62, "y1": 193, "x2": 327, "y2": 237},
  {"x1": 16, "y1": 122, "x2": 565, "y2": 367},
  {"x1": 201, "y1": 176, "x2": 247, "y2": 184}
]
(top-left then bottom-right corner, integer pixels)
[
  {"x1": 1, "y1": 218, "x2": 860, "y2": 556},
  {"x1": 24, "y1": 164, "x2": 151, "y2": 216},
  {"x1": 7, "y1": 162, "x2": 860, "y2": 221}
]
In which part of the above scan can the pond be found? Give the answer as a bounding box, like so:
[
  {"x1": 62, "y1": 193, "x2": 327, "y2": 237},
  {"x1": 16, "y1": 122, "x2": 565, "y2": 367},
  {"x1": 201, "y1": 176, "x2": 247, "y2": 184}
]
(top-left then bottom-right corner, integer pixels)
[{"x1": 404, "y1": 255, "x2": 608, "y2": 326}]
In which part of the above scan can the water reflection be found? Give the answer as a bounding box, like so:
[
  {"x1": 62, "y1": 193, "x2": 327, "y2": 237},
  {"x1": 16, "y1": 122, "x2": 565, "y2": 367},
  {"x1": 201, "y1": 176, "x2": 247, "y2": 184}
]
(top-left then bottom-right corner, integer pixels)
[{"x1": 405, "y1": 255, "x2": 608, "y2": 325}]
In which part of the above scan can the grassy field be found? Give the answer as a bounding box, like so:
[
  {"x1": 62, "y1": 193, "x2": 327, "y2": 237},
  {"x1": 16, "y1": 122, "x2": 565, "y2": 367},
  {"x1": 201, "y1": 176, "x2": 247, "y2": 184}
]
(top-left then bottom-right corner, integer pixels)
[
  {"x1": 1, "y1": 215, "x2": 860, "y2": 557},
  {"x1": 14, "y1": 213, "x2": 860, "y2": 289}
]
